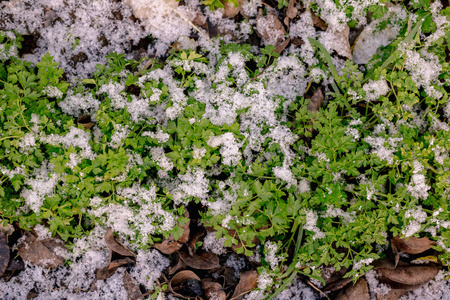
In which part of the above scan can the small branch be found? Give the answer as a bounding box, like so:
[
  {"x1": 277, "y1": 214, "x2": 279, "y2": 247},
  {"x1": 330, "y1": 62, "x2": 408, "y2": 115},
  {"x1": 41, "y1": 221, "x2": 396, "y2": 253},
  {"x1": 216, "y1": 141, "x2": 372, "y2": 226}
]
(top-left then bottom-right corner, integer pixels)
[{"x1": 306, "y1": 280, "x2": 330, "y2": 300}]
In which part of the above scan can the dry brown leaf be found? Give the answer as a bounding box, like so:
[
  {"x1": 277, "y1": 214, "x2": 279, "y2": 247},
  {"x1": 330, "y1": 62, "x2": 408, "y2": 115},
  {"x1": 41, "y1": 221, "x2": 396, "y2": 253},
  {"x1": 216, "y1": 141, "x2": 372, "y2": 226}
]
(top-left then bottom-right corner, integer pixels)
[
  {"x1": 202, "y1": 279, "x2": 226, "y2": 300},
  {"x1": 169, "y1": 270, "x2": 202, "y2": 299},
  {"x1": 0, "y1": 223, "x2": 14, "y2": 236},
  {"x1": 223, "y1": 1, "x2": 240, "y2": 19},
  {"x1": 322, "y1": 266, "x2": 347, "y2": 285},
  {"x1": 377, "y1": 265, "x2": 440, "y2": 286},
  {"x1": 231, "y1": 270, "x2": 258, "y2": 300},
  {"x1": 323, "y1": 277, "x2": 353, "y2": 292},
  {"x1": 307, "y1": 88, "x2": 324, "y2": 114},
  {"x1": 0, "y1": 231, "x2": 9, "y2": 276},
  {"x1": 391, "y1": 236, "x2": 436, "y2": 255},
  {"x1": 311, "y1": 11, "x2": 327, "y2": 30},
  {"x1": 96, "y1": 257, "x2": 134, "y2": 280},
  {"x1": 275, "y1": 37, "x2": 290, "y2": 55},
  {"x1": 178, "y1": 251, "x2": 220, "y2": 270},
  {"x1": 256, "y1": 9, "x2": 286, "y2": 47},
  {"x1": 154, "y1": 239, "x2": 183, "y2": 255},
  {"x1": 335, "y1": 278, "x2": 370, "y2": 300},
  {"x1": 187, "y1": 228, "x2": 205, "y2": 256},
  {"x1": 376, "y1": 289, "x2": 408, "y2": 300},
  {"x1": 177, "y1": 211, "x2": 191, "y2": 244},
  {"x1": 77, "y1": 115, "x2": 94, "y2": 130},
  {"x1": 284, "y1": 0, "x2": 298, "y2": 26},
  {"x1": 105, "y1": 228, "x2": 136, "y2": 257},
  {"x1": 169, "y1": 256, "x2": 188, "y2": 275},
  {"x1": 123, "y1": 271, "x2": 142, "y2": 300},
  {"x1": 325, "y1": 24, "x2": 352, "y2": 60},
  {"x1": 17, "y1": 231, "x2": 65, "y2": 269}
]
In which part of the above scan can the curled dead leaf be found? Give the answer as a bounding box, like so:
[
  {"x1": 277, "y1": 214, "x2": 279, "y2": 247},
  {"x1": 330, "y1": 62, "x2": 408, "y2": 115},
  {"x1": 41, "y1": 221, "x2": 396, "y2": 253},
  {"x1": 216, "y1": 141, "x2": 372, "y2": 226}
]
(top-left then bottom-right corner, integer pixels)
[
  {"x1": 96, "y1": 257, "x2": 134, "y2": 280},
  {"x1": 231, "y1": 270, "x2": 258, "y2": 300},
  {"x1": 335, "y1": 277, "x2": 370, "y2": 300},
  {"x1": 0, "y1": 231, "x2": 9, "y2": 276},
  {"x1": 377, "y1": 265, "x2": 440, "y2": 286},
  {"x1": 105, "y1": 228, "x2": 136, "y2": 257},
  {"x1": 178, "y1": 251, "x2": 220, "y2": 270},
  {"x1": 391, "y1": 236, "x2": 436, "y2": 255},
  {"x1": 155, "y1": 239, "x2": 183, "y2": 255},
  {"x1": 169, "y1": 270, "x2": 202, "y2": 299},
  {"x1": 123, "y1": 271, "x2": 142, "y2": 300},
  {"x1": 202, "y1": 279, "x2": 226, "y2": 300},
  {"x1": 169, "y1": 256, "x2": 188, "y2": 275},
  {"x1": 17, "y1": 231, "x2": 66, "y2": 269}
]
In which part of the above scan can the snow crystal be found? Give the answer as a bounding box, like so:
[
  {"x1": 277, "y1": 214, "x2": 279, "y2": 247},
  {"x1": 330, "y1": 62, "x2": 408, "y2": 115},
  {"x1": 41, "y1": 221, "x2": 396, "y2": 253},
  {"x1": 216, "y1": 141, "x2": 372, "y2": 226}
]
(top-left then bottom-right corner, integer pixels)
[
  {"x1": 406, "y1": 161, "x2": 431, "y2": 200},
  {"x1": 304, "y1": 210, "x2": 325, "y2": 240},
  {"x1": 42, "y1": 86, "x2": 63, "y2": 99},
  {"x1": 264, "y1": 241, "x2": 281, "y2": 270},
  {"x1": 272, "y1": 277, "x2": 317, "y2": 300},
  {"x1": 402, "y1": 206, "x2": 428, "y2": 237},
  {"x1": 363, "y1": 78, "x2": 390, "y2": 102},
  {"x1": 58, "y1": 91, "x2": 100, "y2": 117},
  {"x1": 131, "y1": 250, "x2": 170, "y2": 290},
  {"x1": 1, "y1": 0, "x2": 149, "y2": 78},
  {"x1": 202, "y1": 231, "x2": 226, "y2": 255},
  {"x1": 208, "y1": 132, "x2": 242, "y2": 167}
]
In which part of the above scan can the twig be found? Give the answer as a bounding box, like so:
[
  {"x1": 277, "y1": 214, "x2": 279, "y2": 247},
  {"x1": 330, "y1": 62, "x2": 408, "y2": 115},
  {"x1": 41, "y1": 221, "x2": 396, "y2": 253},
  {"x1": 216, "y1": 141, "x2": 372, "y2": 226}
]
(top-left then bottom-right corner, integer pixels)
[{"x1": 306, "y1": 280, "x2": 330, "y2": 300}]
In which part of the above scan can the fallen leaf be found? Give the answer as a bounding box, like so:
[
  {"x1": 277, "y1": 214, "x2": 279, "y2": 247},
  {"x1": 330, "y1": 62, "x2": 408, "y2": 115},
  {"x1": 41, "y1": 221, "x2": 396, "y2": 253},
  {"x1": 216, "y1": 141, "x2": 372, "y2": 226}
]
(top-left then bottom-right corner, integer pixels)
[
  {"x1": 169, "y1": 256, "x2": 188, "y2": 275},
  {"x1": 352, "y1": 21, "x2": 399, "y2": 64},
  {"x1": 307, "y1": 88, "x2": 324, "y2": 114},
  {"x1": 377, "y1": 265, "x2": 440, "y2": 286},
  {"x1": 284, "y1": 0, "x2": 298, "y2": 26},
  {"x1": 376, "y1": 289, "x2": 408, "y2": 300},
  {"x1": 123, "y1": 271, "x2": 142, "y2": 300},
  {"x1": 322, "y1": 266, "x2": 347, "y2": 285},
  {"x1": 17, "y1": 231, "x2": 65, "y2": 269},
  {"x1": 335, "y1": 277, "x2": 370, "y2": 300},
  {"x1": 169, "y1": 270, "x2": 202, "y2": 299},
  {"x1": 177, "y1": 211, "x2": 190, "y2": 244},
  {"x1": 187, "y1": 228, "x2": 205, "y2": 256},
  {"x1": 323, "y1": 277, "x2": 353, "y2": 292},
  {"x1": 105, "y1": 228, "x2": 136, "y2": 257},
  {"x1": 411, "y1": 255, "x2": 438, "y2": 264},
  {"x1": 7, "y1": 258, "x2": 24, "y2": 272},
  {"x1": 324, "y1": 24, "x2": 352, "y2": 60},
  {"x1": 223, "y1": 1, "x2": 240, "y2": 19},
  {"x1": 231, "y1": 270, "x2": 258, "y2": 300},
  {"x1": 311, "y1": 11, "x2": 327, "y2": 30},
  {"x1": 202, "y1": 279, "x2": 226, "y2": 300},
  {"x1": 77, "y1": 115, "x2": 94, "y2": 130},
  {"x1": 43, "y1": 8, "x2": 58, "y2": 28},
  {"x1": 96, "y1": 257, "x2": 134, "y2": 280},
  {"x1": 391, "y1": 236, "x2": 436, "y2": 255},
  {"x1": 0, "y1": 223, "x2": 15, "y2": 236},
  {"x1": 256, "y1": 9, "x2": 286, "y2": 47},
  {"x1": 0, "y1": 232, "x2": 9, "y2": 276},
  {"x1": 154, "y1": 239, "x2": 183, "y2": 255},
  {"x1": 275, "y1": 37, "x2": 291, "y2": 55},
  {"x1": 178, "y1": 251, "x2": 220, "y2": 270}
]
